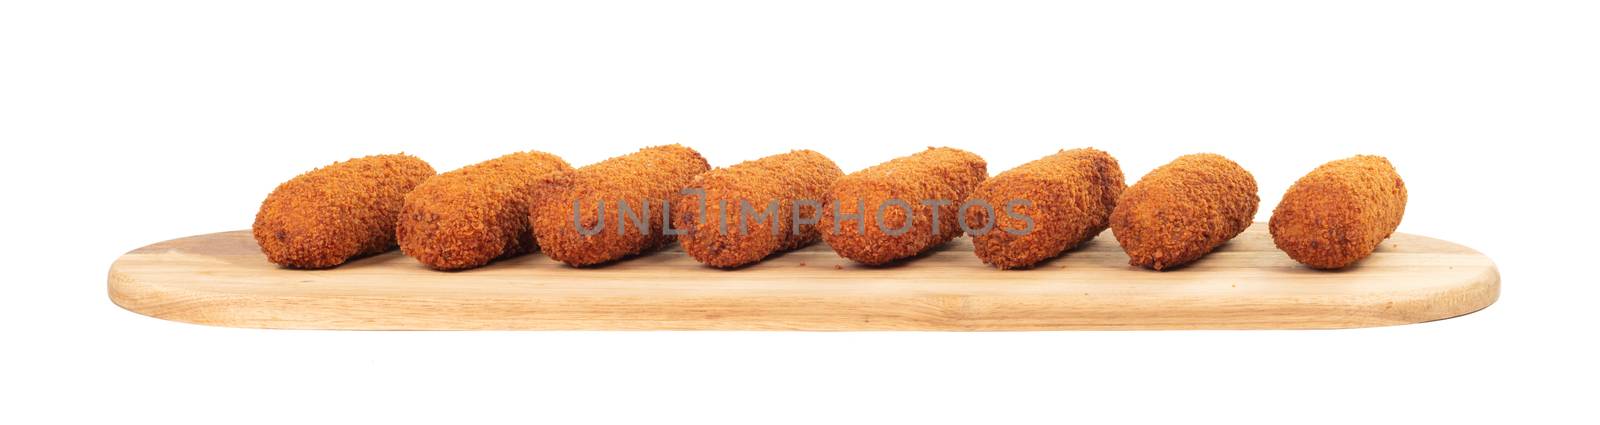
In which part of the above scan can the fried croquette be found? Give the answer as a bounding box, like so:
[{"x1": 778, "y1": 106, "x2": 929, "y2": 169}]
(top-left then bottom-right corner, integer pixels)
[
  {"x1": 1110, "y1": 153, "x2": 1259, "y2": 270},
  {"x1": 253, "y1": 154, "x2": 436, "y2": 269},
  {"x1": 531, "y1": 144, "x2": 711, "y2": 266},
  {"x1": 819, "y1": 147, "x2": 987, "y2": 265},
  {"x1": 396, "y1": 151, "x2": 573, "y2": 270},
  {"x1": 673, "y1": 150, "x2": 843, "y2": 268},
  {"x1": 965, "y1": 148, "x2": 1126, "y2": 269},
  {"x1": 1269, "y1": 155, "x2": 1407, "y2": 269}
]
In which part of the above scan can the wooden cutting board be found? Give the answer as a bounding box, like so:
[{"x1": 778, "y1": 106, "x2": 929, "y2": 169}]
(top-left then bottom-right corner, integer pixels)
[{"x1": 107, "y1": 223, "x2": 1498, "y2": 330}]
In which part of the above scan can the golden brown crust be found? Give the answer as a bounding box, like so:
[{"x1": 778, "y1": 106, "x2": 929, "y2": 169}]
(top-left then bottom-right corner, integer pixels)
[
  {"x1": 819, "y1": 147, "x2": 988, "y2": 265},
  {"x1": 1110, "y1": 153, "x2": 1258, "y2": 270},
  {"x1": 966, "y1": 148, "x2": 1126, "y2": 269},
  {"x1": 673, "y1": 150, "x2": 843, "y2": 268},
  {"x1": 1269, "y1": 155, "x2": 1407, "y2": 269},
  {"x1": 531, "y1": 144, "x2": 711, "y2": 266},
  {"x1": 396, "y1": 151, "x2": 572, "y2": 270},
  {"x1": 252, "y1": 154, "x2": 436, "y2": 269}
]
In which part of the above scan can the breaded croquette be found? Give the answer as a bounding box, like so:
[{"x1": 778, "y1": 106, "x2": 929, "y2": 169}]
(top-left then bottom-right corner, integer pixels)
[
  {"x1": 1270, "y1": 155, "x2": 1407, "y2": 269},
  {"x1": 965, "y1": 148, "x2": 1126, "y2": 269},
  {"x1": 531, "y1": 144, "x2": 711, "y2": 266},
  {"x1": 253, "y1": 154, "x2": 436, "y2": 269},
  {"x1": 397, "y1": 151, "x2": 573, "y2": 270},
  {"x1": 820, "y1": 147, "x2": 987, "y2": 265},
  {"x1": 1110, "y1": 153, "x2": 1258, "y2": 270},
  {"x1": 673, "y1": 150, "x2": 843, "y2": 268}
]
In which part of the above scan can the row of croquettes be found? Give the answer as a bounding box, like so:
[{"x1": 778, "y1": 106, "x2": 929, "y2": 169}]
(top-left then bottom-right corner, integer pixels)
[{"x1": 251, "y1": 146, "x2": 1406, "y2": 271}]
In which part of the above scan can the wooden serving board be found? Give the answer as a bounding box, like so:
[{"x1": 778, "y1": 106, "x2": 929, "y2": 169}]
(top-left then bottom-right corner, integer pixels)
[{"x1": 107, "y1": 223, "x2": 1498, "y2": 330}]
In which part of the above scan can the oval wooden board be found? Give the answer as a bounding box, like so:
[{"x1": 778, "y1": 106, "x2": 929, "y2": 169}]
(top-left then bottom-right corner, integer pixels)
[{"x1": 107, "y1": 223, "x2": 1498, "y2": 330}]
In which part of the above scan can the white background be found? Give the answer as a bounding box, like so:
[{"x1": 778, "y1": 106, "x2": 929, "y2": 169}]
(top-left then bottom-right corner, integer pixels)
[{"x1": 2, "y1": 1, "x2": 1596, "y2": 423}]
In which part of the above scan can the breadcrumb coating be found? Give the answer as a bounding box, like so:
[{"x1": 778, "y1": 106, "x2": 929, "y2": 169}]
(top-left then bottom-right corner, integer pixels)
[
  {"x1": 397, "y1": 151, "x2": 573, "y2": 270},
  {"x1": 819, "y1": 147, "x2": 988, "y2": 265},
  {"x1": 966, "y1": 148, "x2": 1126, "y2": 269},
  {"x1": 1270, "y1": 155, "x2": 1407, "y2": 269},
  {"x1": 673, "y1": 150, "x2": 844, "y2": 268},
  {"x1": 252, "y1": 154, "x2": 436, "y2": 269},
  {"x1": 531, "y1": 144, "x2": 711, "y2": 266},
  {"x1": 1110, "y1": 153, "x2": 1258, "y2": 270}
]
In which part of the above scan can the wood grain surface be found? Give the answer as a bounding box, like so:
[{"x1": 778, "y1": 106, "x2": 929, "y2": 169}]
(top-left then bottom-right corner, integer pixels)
[{"x1": 107, "y1": 223, "x2": 1498, "y2": 330}]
